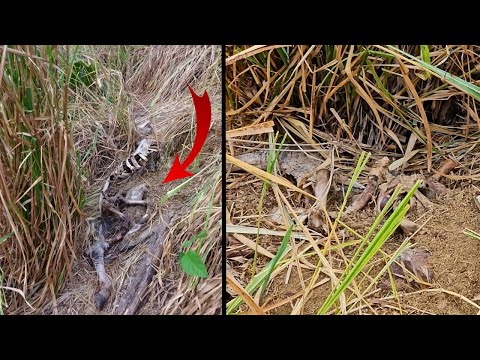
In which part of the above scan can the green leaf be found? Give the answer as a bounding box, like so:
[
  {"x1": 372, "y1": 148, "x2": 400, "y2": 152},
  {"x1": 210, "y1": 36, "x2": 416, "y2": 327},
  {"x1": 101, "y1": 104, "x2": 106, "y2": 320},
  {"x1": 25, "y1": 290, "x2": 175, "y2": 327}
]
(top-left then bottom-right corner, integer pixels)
[
  {"x1": 260, "y1": 224, "x2": 293, "y2": 296},
  {"x1": 183, "y1": 229, "x2": 207, "y2": 249},
  {"x1": 22, "y1": 86, "x2": 33, "y2": 112},
  {"x1": 277, "y1": 48, "x2": 289, "y2": 66},
  {"x1": 420, "y1": 45, "x2": 431, "y2": 79},
  {"x1": 70, "y1": 60, "x2": 96, "y2": 89},
  {"x1": 387, "y1": 45, "x2": 480, "y2": 101},
  {"x1": 179, "y1": 250, "x2": 208, "y2": 278},
  {"x1": 0, "y1": 232, "x2": 13, "y2": 245}
]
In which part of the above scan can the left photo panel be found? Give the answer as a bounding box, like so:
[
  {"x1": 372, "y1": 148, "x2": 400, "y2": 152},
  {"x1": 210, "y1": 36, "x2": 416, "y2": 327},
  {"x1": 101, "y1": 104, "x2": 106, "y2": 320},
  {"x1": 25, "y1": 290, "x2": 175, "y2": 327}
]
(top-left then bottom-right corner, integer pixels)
[{"x1": 0, "y1": 45, "x2": 222, "y2": 314}]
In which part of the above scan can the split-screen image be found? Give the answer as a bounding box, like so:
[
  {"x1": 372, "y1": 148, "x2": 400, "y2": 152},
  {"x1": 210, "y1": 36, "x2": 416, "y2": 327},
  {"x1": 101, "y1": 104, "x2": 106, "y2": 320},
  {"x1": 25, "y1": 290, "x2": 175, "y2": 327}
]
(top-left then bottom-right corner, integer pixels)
[{"x1": 1, "y1": 45, "x2": 479, "y2": 315}]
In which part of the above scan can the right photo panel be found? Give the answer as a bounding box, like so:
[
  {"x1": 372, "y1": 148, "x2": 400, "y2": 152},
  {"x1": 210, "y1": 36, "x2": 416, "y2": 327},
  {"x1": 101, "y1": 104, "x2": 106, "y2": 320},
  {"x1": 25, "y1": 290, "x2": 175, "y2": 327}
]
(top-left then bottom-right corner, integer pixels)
[{"x1": 225, "y1": 45, "x2": 480, "y2": 315}]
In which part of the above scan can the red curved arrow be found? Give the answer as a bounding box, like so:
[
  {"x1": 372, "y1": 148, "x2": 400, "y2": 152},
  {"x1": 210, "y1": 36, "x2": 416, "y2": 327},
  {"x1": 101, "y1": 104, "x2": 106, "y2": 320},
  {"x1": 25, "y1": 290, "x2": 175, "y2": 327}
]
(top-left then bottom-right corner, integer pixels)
[{"x1": 162, "y1": 84, "x2": 211, "y2": 183}]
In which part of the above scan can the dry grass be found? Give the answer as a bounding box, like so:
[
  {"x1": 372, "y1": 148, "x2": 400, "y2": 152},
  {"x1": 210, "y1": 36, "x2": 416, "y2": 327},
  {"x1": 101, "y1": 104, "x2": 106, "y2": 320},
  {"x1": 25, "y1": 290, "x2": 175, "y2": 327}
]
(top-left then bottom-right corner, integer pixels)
[
  {"x1": 125, "y1": 45, "x2": 222, "y2": 315},
  {"x1": 0, "y1": 46, "x2": 84, "y2": 312},
  {"x1": 1, "y1": 45, "x2": 222, "y2": 315},
  {"x1": 127, "y1": 46, "x2": 222, "y2": 314},
  {"x1": 226, "y1": 45, "x2": 480, "y2": 315}
]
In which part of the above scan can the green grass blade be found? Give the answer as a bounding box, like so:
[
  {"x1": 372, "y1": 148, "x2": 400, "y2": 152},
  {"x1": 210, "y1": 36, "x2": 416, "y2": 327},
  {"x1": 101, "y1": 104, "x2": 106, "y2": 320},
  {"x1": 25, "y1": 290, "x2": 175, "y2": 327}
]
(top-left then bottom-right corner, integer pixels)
[
  {"x1": 388, "y1": 46, "x2": 480, "y2": 100},
  {"x1": 252, "y1": 132, "x2": 286, "y2": 276},
  {"x1": 342, "y1": 185, "x2": 403, "y2": 281},
  {"x1": 227, "y1": 239, "x2": 292, "y2": 314},
  {"x1": 337, "y1": 151, "x2": 370, "y2": 218},
  {"x1": 420, "y1": 45, "x2": 431, "y2": 79},
  {"x1": 318, "y1": 179, "x2": 422, "y2": 314},
  {"x1": 260, "y1": 224, "x2": 293, "y2": 296},
  {"x1": 464, "y1": 228, "x2": 480, "y2": 241},
  {"x1": 0, "y1": 232, "x2": 13, "y2": 245}
]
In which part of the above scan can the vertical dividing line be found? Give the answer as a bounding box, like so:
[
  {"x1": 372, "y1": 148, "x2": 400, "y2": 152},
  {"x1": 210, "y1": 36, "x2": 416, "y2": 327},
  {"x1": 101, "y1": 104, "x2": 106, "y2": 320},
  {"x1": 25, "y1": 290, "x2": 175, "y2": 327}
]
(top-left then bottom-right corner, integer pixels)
[{"x1": 221, "y1": 44, "x2": 227, "y2": 316}]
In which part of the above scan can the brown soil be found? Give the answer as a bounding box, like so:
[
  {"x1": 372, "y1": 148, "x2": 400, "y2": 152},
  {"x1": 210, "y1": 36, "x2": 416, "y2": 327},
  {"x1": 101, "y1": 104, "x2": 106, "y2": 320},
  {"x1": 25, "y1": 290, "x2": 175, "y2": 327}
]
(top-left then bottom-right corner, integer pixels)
[
  {"x1": 227, "y1": 169, "x2": 480, "y2": 315},
  {"x1": 400, "y1": 187, "x2": 480, "y2": 314}
]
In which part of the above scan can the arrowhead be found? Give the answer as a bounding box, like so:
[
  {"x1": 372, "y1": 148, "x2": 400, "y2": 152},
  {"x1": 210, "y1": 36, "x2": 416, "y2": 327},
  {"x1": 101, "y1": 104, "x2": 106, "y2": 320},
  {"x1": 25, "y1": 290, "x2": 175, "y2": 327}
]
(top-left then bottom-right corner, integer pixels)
[{"x1": 162, "y1": 154, "x2": 193, "y2": 184}]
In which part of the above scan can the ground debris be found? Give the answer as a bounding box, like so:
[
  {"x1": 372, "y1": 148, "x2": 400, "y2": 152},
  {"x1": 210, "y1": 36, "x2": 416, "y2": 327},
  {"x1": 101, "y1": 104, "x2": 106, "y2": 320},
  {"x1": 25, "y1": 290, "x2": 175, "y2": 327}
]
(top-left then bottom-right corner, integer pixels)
[
  {"x1": 390, "y1": 248, "x2": 433, "y2": 288},
  {"x1": 399, "y1": 219, "x2": 420, "y2": 235},
  {"x1": 234, "y1": 150, "x2": 322, "y2": 185},
  {"x1": 430, "y1": 158, "x2": 460, "y2": 182},
  {"x1": 345, "y1": 157, "x2": 389, "y2": 215},
  {"x1": 474, "y1": 195, "x2": 480, "y2": 211},
  {"x1": 307, "y1": 169, "x2": 331, "y2": 230},
  {"x1": 86, "y1": 139, "x2": 160, "y2": 311},
  {"x1": 115, "y1": 211, "x2": 173, "y2": 315},
  {"x1": 268, "y1": 207, "x2": 308, "y2": 225}
]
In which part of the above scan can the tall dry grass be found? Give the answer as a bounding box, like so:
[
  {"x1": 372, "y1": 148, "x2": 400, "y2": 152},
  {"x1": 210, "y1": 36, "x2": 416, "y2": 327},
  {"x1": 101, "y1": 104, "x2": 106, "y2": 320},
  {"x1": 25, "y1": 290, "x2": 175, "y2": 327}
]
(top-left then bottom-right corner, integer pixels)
[
  {"x1": 0, "y1": 45, "x2": 84, "y2": 312},
  {"x1": 227, "y1": 45, "x2": 480, "y2": 172}
]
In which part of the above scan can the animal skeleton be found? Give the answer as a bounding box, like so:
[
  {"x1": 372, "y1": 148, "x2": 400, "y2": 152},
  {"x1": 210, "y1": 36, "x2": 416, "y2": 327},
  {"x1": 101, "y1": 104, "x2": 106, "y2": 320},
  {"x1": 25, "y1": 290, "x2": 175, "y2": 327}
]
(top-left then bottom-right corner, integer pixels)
[{"x1": 86, "y1": 137, "x2": 161, "y2": 311}]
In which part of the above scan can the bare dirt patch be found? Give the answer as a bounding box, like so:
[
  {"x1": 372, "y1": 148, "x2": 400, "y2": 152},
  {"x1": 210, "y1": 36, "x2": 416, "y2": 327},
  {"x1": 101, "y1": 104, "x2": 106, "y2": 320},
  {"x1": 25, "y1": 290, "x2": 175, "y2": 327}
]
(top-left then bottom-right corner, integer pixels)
[{"x1": 227, "y1": 160, "x2": 480, "y2": 315}]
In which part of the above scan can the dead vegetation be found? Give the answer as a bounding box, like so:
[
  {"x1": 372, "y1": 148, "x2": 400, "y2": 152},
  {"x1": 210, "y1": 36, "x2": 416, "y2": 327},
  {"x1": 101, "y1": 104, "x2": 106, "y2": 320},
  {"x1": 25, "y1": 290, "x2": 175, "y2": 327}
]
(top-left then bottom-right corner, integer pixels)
[
  {"x1": 226, "y1": 45, "x2": 480, "y2": 315},
  {"x1": 1, "y1": 45, "x2": 222, "y2": 315}
]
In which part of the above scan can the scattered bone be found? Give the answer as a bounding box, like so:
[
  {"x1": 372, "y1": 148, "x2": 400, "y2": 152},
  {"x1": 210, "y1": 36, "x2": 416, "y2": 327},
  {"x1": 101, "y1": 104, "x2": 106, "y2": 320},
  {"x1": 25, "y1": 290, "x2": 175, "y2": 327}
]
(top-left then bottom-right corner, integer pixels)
[
  {"x1": 391, "y1": 248, "x2": 433, "y2": 287},
  {"x1": 119, "y1": 183, "x2": 151, "y2": 206},
  {"x1": 307, "y1": 169, "x2": 331, "y2": 230},
  {"x1": 118, "y1": 223, "x2": 160, "y2": 254},
  {"x1": 120, "y1": 199, "x2": 151, "y2": 206},
  {"x1": 474, "y1": 195, "x2": 480, "y2": 211},
  {"x1": 84, "y1": 224, "x2": 112, "y2": 311},
  {"x1": 268, "y1": 207, "x2": 307, "y2": 225},
  {"x1": 89, "y1": 184, "x2": 155, "y2": 311},
  {"x1": 430, "y1": 158, "x2": 460, "y2": 182},
  {"x1": 86, "y1": 137, "x2": 160, "y2": 312},
  {"x1": 125, "y1": 183, "x2": 149, "y2": 201},
  {"x1": 234, "y1": 150, "x2": 321, "y2": 184},
  {"x1": 399, "y1": 219, "x2": 420, "y2": 235},
  {"x1": 345, "y1": 157, "x2": 390, "y2": 215},
  {"x1": 104, "y1": 223, "x2": 161, "y2": 263},
  {"x1": 101, "y1": 199, "x2": 125, "y2": 219},
  {"x1": 137, "y1": 120, "x2": 153, "y2": 135},
  {"x1": 115, "y1": 212, "x2": 173, "y2": 315}
]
